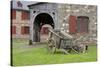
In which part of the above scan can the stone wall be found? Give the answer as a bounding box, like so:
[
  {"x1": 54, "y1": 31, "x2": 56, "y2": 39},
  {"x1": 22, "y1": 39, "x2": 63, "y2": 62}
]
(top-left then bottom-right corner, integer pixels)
[
  {"x1": 12, "y1": 3, "x2": 97, "y2": 41},
  {"x1": 57, "y1": 4, "x2": 97, "y2": 41},
  {"x1": 12, "y1": 10, "x2": 30, "y2": 38}
]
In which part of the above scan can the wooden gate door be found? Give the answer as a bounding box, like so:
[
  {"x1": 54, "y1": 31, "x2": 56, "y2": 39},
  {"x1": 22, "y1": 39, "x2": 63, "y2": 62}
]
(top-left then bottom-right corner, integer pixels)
[{"x1": 77, "y1": 16, "x2": 89, "y2": 33}]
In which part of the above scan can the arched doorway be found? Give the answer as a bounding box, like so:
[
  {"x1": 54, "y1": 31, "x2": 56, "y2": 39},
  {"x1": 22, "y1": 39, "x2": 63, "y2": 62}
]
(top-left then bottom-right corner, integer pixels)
[{"x1": 33, "y1": 13, "x2": 54, "y2": 42}]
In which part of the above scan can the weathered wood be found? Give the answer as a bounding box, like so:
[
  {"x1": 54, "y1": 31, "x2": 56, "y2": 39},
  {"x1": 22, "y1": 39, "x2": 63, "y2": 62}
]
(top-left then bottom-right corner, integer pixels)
[
  {"x1": 47, "y1": 38, "x2": 56, "y2": 53},
  {"x1": 49, "y1": 29, "x2": 63, "y2": 39},
  {"x1": 47, "y1": 29, "x2": 88, "y2": 54},
  {"x1": 60, "y1": 49, "x2": 69, "y2": 54}
]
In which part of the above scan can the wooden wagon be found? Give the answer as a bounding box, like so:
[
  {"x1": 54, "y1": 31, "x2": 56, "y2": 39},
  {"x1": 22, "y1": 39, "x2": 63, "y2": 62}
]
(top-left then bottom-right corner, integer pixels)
[{"x1": 47, "y1": 29, "x2": 88, "y2": 54}]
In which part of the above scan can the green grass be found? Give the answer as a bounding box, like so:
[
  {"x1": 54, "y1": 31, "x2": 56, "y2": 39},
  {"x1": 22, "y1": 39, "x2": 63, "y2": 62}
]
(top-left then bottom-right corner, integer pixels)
[{"x1": 12, "y1": 39, "x2": 97, "y2": 66}]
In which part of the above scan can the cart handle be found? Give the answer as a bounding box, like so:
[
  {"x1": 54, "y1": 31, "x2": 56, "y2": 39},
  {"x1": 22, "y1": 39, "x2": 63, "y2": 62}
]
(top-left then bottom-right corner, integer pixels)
[{"x1": 49, "y1": 29, "x2": 63, "y2": 39}]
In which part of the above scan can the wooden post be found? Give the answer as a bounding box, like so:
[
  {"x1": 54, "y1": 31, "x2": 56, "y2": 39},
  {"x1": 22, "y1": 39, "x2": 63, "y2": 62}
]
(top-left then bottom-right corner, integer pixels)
[{"x1": 29, "y1": 40, "x2": 32, "y2": 45}]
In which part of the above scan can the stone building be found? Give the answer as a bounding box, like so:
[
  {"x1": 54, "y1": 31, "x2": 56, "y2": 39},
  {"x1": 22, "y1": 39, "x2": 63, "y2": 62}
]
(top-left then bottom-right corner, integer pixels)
[
  {"x1": 11, "y1": 1, "x2": 53, "y2": 39},
  {"x1": 11, "y1": 1, "x2": 97, "y2": 44},
  {"x1": 11, "y1": 1, "x2": 30, "y2": 38},
  {"x1": 28, "y1": 2, "x2": 97, "y2": 44}
]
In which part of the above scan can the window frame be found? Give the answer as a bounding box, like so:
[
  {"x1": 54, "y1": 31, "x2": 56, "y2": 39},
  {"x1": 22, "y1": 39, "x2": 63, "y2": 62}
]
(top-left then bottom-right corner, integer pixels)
[
  {"x1": 11, "y1": 26, "x2": 16, "y2": 34},
  {"x1": 21, "y1": 11, "x2": 30, "y2": 20},
  {"x1": 11, "y1": 9, "x2": 16, "y2": 19},
  {"x1": 21, "y1": 26, "x2": 29, "y2": 35}
]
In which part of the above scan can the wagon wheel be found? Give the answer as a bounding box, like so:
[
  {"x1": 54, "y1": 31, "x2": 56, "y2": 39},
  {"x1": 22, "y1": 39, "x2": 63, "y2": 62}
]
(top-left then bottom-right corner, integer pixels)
[
  {"x1": 72, "y1": 44, "x2": 86, "y2": 53},
  {"x1": 79, "y1": 45, "x2": 87, "y2": 53},
  {"x1": 47, "y1": 38, "x2": 56, "y2": 53}
]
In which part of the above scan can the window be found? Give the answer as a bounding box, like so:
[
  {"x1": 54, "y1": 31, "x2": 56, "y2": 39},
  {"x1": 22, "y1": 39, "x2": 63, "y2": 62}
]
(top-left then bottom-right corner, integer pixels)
[
  {"x1": 11, "y1": 26, "x2": 16, "y2": 34},
  {"x1": 11, "y1": 10, "x2": 16, "y2": 19},
  {"x1": 21, "y1": 26, "x2": 29, "y2": 34},
  {"x1": 21, "y1": 11, "x2": 29, "y2": 20},
  {"x1": 77, "y1": 16, "x2": 89, "y2": 33}
]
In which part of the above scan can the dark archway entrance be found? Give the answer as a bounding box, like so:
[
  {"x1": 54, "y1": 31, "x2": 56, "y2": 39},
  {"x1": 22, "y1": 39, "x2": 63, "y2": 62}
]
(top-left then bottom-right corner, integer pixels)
[{"x1": 33, "y1": 13, "x2": 54, "y2": 42}]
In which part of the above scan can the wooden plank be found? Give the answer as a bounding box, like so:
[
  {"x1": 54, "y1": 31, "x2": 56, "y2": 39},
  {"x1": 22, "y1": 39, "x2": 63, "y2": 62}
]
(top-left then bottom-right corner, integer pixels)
[{"x1": 49, "y1": 29, "x2": 63, "y2": 38}]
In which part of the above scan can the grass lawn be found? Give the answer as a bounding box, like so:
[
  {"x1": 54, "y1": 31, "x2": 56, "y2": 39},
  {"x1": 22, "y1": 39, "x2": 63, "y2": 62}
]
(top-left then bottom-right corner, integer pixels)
[{"x1": 12, "y1": 39, "x2": 97, "y2": 66}]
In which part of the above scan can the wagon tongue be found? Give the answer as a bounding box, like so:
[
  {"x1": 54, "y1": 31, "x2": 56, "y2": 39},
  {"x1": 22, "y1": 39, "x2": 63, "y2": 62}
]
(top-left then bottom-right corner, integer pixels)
[{"x1": 61, "y1": 31, "x2": 73, "y2": 39}]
